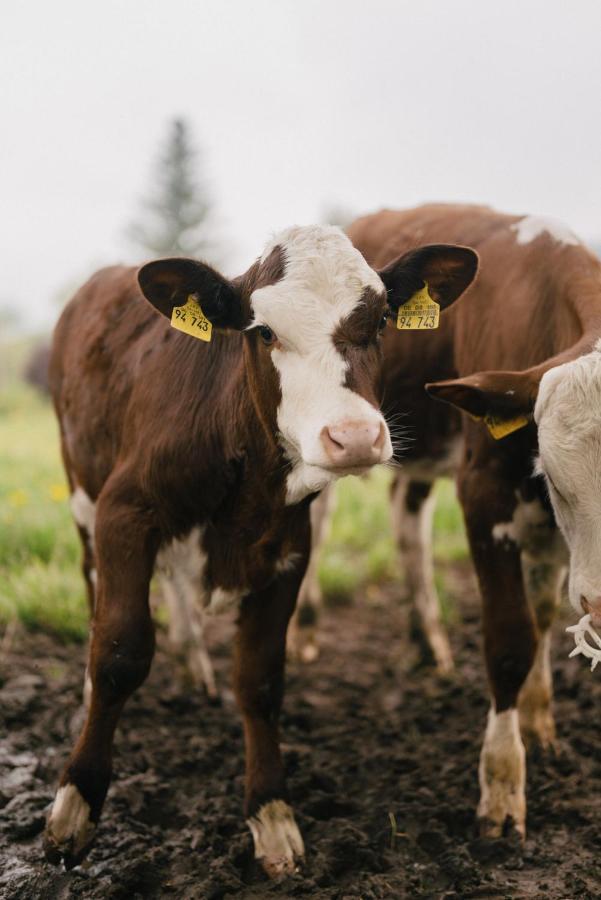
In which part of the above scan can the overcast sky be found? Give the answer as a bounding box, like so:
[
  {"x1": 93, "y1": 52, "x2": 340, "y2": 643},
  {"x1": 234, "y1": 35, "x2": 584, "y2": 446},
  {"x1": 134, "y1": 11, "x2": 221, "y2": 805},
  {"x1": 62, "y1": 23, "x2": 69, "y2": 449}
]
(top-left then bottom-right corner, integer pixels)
[{"x1": 3, "y1": 0, "x2": 601, "y2": 331}]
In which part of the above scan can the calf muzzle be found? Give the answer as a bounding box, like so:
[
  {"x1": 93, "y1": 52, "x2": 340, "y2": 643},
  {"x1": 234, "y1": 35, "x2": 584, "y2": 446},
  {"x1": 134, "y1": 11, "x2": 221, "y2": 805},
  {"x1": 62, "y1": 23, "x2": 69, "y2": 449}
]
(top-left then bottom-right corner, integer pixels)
[{"x1": 320, "y1": 419, "x2": 388, "y2": 469}]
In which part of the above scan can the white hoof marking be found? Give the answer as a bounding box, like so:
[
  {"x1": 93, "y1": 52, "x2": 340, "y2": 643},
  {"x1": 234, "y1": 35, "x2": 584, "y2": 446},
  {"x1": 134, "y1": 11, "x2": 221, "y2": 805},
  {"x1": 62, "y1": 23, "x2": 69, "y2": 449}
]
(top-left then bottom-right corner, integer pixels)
[
  {"x1": 247, "y1": 800, "x2": 304, "y2": 878},
  {"x1": 82, "y1": 668, "x2": 92, "y2": 710},
  {"x1": 478, "y1": 707, "x2": 526, "y2": 837},
  {"x1": 47, "y1": 784, "x2": 96, "y2": 858}
]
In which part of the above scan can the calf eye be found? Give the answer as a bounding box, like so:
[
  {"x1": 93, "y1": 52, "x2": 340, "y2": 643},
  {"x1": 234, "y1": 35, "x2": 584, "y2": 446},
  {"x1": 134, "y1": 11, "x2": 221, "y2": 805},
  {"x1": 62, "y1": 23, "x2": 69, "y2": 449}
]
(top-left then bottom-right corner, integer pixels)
[
  {"x1": 378, "y1": 313, "x2": 389, "y2": 332},
  {"x1": 258, "y1": 325, "x2": 277, "y2": 346}
]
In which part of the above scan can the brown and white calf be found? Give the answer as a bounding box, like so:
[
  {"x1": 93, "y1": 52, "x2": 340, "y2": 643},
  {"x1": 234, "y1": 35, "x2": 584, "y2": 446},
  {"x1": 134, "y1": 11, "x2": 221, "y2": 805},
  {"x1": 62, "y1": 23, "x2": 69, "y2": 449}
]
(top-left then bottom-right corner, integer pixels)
[
  {"x1": 301, "y1": 204, "x2": 601, "y2": 838},
  {"x1": 44, "y1": 224, "x2": 477, "y2": 875}
]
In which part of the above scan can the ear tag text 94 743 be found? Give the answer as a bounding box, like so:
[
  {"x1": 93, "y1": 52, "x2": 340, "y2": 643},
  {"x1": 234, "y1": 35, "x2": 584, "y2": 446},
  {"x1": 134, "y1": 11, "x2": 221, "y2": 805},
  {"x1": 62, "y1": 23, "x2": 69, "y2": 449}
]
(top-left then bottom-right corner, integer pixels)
[
  {"x1": 396, "y1": 283, "x2": 440, "y2": 331},
  {"x1": 171, "y1": 295, "x2": 212, "y2": 342}
]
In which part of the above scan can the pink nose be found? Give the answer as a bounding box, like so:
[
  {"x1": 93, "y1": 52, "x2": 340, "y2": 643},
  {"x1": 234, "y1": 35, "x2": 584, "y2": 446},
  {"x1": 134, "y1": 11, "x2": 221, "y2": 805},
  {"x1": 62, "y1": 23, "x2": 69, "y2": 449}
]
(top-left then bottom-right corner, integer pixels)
[
  {"x1": 320, "y1": 419, "x2": 387, "y2": 468},
  {"x1": 581, "y1": 596, "x2": 601, "y2": 627}
]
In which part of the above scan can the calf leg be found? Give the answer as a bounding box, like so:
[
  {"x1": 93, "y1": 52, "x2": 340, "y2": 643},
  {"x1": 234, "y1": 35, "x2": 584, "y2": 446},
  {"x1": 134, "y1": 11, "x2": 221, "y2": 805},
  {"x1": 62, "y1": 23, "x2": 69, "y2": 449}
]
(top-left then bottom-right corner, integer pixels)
[
  {"x1": 518, "y1": 541, "x2": 567, "y2": 749},
  {"x1": 391, "y1": 474, "x2": 453, "y2": 673},
  {"x1": 45, "y1": 481, "x2": 157, "y2": 868},
  {"x1": 288, "y1": 487, "x2": 333, "y2": 663},
  {"x1": 459, "y1": 466, "x2": 537, "y2": 839},
  {"x1": 70, "y1": 488, "x2": 98, "y2": 711},
  {"x1": 159, "y1": 572, "x2": 217, "y2": 699},
  {"x1": 235, "y1": 567, "x2": 306, "y2": 878}
]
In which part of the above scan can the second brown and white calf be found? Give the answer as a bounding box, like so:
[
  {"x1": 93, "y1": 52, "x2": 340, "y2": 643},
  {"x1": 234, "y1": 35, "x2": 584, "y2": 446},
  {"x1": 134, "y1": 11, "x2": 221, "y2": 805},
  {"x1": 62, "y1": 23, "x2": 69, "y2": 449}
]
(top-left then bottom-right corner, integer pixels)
[
  {"x1": 44, "y1": 224, "x2": 477, "y2": 875},
  {"x1": 301, "y1": 204, "x2": 601, "y2": 839}
]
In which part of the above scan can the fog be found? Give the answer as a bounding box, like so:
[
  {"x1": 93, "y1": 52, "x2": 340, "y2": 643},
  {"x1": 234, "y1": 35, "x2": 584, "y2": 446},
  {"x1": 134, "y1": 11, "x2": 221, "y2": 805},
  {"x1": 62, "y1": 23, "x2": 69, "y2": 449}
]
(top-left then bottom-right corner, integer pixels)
[{"x1": 3, "y1": 0, "x2": 600, "y2": 330}]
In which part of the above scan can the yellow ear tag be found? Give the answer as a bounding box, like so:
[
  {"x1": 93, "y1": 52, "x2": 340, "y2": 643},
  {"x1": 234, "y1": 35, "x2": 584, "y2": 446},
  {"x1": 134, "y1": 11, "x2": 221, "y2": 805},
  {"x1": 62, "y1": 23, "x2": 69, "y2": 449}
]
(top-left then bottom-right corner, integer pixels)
[
  {"x1": 170, "y1": 295, "x2": 212, "y2": 342},
  {"x1": 396, "y1": 283, "x2": 440, "y2": 330},
  {"x1": 482, "y1": 413, "x2": 529, "y2": 440}
]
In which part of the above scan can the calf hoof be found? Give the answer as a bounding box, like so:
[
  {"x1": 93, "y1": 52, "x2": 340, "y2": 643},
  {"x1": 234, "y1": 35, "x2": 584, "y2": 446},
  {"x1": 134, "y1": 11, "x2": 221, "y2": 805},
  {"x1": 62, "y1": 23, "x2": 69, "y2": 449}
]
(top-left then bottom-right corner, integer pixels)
[
  {"x1": 296, "y1": 639, "x2": 320, "y2": 664},
  {"x1": 287, "y1": 628, "x2": 320, "y2": 664},
  {"x1": 408, "y1": 611, "x2": 454, "y2": 675},
  {"x1": 247, "y1": 800, "x2": 304, "y2": 879},
  {"x1": 44, "y1": 784, "x2": 97, "y2": 869},
  {"x1": 432, "y1": 642, "x2": 454, "y2": 676},
  {"x1": 477, "y1": 813, "x2": 525, "y2": 842},
  {"x1": 519, "y1": 709, "x2": 556, "y2": 753}
]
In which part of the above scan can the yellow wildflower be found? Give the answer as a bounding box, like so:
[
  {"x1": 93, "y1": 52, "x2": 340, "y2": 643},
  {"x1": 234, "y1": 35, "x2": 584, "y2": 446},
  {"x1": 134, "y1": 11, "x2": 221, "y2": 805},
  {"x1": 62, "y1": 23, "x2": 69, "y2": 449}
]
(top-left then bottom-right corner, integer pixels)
[
  {"x1": 8, "y1": 489, "x2": 28, "y2": 507},
  {"x1": 49, "y1": 483, "x2": 69, "y2": 502}
]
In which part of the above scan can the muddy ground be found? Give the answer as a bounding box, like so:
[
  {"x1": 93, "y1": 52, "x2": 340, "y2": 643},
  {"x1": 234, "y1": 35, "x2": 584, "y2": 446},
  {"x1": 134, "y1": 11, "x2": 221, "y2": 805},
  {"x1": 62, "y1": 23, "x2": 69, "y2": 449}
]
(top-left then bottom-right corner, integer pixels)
[{"x1": 2, "y1": 563, "x2": 601, "y2": 899}]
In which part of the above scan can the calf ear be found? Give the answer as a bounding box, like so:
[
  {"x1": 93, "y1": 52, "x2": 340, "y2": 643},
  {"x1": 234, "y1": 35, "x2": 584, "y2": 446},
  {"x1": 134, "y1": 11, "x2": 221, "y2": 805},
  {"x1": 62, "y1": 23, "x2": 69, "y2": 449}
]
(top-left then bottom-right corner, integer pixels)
[
  {"x1": 379, "y1": 244, "x2": 478, "y2": 313},
  {"x1": 138, "y1": 258, "x2": 250, "y2": 330},
  {"x1": 426, "y1": 370, "x2": 539, "y2": 418}
]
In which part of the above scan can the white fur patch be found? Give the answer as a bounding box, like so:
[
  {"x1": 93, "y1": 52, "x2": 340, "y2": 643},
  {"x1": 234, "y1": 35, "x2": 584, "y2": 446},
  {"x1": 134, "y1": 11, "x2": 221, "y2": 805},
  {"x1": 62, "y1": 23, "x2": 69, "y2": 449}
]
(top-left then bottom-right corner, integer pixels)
[
  {"x1": 491, "y1": 496, "x2": 551, "y2": 550},
  {"x1": 47, "y1": 784, "x2": 96, "y2": 857},
  {"x1": 70, "y1": 487, "x2": 96, "y2": 543},
  {"x1": 156, "y1": 527, "x2": 205, "y2": 583},
  {"x1": 478, "y1": 707, "x2": 526, "y2": 837},
  {"x1": 247, "y1": 800, "x2": 304, "y2": 878},
  {"x1": 156, "y1": 529, "x2": 219, "y2": 696},
  {"x1": 391, "y1": 478, "x2": 453, "y2": 672},
  {"x1": 511, "y1": 215, "x2": 579, "y2": 246},
  {"x1": 252, "y1": 226, "x2": 392, "y2": 504},
  {"x1": 156, "y1": 528, "x2": 207, "y2": 629},
  {"x1": 535, "y1": 348, "x2": 601, "y2": 617},
  {"x1": 491, "y1": 521, "x2": 517, "y2": 544},
  {"x1": 155, "y1": 528, "x2": 248, "y2": 616},
  {"x1": 83, "y1": 668, "x2": 92, "y2": 710},
  {"x1": 275, "y1": 552, "x2": 302, "y2": 574},
  {"x1": 206, "y1": 586, "x2": 245, "y2": 614}
]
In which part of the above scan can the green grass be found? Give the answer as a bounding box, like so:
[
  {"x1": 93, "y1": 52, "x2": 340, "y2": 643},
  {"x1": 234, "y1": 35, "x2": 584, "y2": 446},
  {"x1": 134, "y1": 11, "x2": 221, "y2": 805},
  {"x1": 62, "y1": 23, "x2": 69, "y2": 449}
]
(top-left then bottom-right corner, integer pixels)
[
  {"x1": 0, "y1": 361, "x2": 468, "y2": 642},
  {"x1": 0, "y1": 381, "x2": 88, "y2": 642},
  {"x1": 319, "y1": 470, "x2": 468, "y2": 606}
]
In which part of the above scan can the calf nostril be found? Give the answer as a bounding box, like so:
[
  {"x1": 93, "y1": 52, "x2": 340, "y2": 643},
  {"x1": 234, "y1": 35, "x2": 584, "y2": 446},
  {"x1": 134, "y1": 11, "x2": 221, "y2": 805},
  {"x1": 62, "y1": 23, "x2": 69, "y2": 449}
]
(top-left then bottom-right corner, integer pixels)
[
  {"x1": 373, "y1": 421, "x2": 386, "y2": 450},
  {"x1": 320, "y1": 426, "x2": 346, "y2": 459},
  {"x1": 326, "y1": 428, "x2": 345, "y2": 452}
]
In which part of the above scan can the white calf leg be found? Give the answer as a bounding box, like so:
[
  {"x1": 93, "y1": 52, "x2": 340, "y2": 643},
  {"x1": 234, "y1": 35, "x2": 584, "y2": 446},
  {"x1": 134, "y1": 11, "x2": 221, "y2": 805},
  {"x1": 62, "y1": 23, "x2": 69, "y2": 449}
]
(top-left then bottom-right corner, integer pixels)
[
  {"x1": 478, "y1": 707, "x2": 526, "y2": 838},
  {"x1": 156, "y1": 528, "x2": 217, "y2": 698},
  {"x1": 288, "y1": 487, "x2": 334, "y2": 663},
  {"x1": 45, "y1": 784, "x2": 96, "y2": 865},
  {"x1": 247, "y1": 800, "x2": 304, "y2": 878},
  {"x1": 391, "y1": 476, "x2": 453, "y2": 673},
  {"x1": 159, "y1": 573, "x2": 217, "y2": 699}
]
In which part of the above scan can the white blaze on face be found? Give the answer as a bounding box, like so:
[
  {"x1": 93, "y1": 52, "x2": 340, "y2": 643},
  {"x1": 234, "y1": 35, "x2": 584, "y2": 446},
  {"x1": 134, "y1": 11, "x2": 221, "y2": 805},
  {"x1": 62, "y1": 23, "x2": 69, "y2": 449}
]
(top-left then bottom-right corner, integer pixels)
[
  {"x1": 510, "y1": 215, "x2": 580, "y2": 247},
  {"x1": 535, "y1": 344, "x2": 601, "y2": 621},
  {"x1": 251, "y1": 226, "x2": 392, "y2": 503}
]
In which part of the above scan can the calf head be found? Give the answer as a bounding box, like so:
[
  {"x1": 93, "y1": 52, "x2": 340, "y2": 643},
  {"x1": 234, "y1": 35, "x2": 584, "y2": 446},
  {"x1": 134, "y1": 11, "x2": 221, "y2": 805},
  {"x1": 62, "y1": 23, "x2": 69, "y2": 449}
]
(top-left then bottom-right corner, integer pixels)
[
  {"x1": 139, "y1": 226, "x2": 477, "y2": 502},
  {"x1": 427, "y1": 341, "x2": 601, "y2": 625}
]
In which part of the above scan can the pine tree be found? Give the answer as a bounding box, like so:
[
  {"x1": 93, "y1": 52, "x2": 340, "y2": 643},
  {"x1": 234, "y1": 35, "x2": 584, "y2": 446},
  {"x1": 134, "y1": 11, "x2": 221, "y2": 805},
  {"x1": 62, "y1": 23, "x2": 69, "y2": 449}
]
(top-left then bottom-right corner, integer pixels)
[{"x1": 128, "y1": 119, "x2": 213, "y2": 259}]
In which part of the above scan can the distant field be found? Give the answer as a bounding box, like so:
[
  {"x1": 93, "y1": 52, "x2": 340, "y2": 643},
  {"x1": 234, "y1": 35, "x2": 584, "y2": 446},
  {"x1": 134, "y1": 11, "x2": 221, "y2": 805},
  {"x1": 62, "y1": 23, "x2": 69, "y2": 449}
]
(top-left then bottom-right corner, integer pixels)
[{"x1": 0, "y1": 350, "x2": 468, "y2": 642}]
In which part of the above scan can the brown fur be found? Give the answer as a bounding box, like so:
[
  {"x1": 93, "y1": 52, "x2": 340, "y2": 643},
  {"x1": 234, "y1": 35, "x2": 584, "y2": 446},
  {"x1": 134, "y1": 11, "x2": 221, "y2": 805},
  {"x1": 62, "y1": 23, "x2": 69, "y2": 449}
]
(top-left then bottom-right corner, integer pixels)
[
  {"x1": 45, "y1": 229, "x2": 478, "y2": 869},
  {"x1": 347, "y1": 203, "x2": 601, "y2": 836}
]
